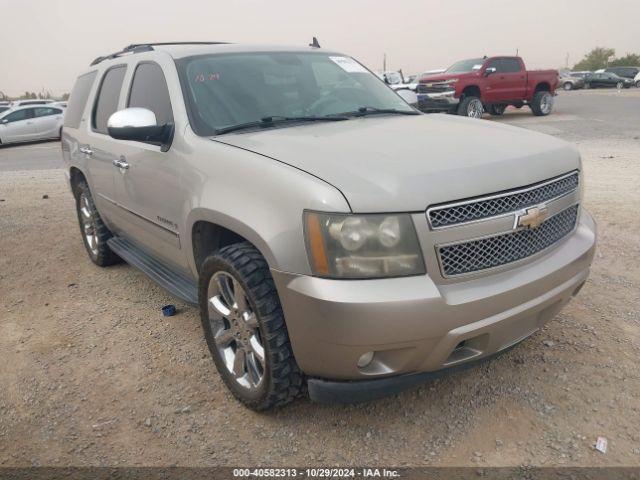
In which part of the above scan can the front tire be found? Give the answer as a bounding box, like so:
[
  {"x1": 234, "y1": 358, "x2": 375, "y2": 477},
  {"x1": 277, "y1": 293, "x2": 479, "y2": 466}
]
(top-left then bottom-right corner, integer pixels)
[
  {"x1": 199, "y1": 242, "x2": 304, "y2": 410},
  {"x1": 74, "y1": 180, "x2": 120, "y2": 266},
  {"x1": 457, "y1": 96, "x2": 484, "y2": 118},
  {"x1": 563, "y1": 82, "x2": 573, "y2": 91},
  {"x1": 616, "y1": 81, "x2": 624, "y2": 89},
  {"x1": 531, "y1": 91, "x2": 553, "y2": 116}
]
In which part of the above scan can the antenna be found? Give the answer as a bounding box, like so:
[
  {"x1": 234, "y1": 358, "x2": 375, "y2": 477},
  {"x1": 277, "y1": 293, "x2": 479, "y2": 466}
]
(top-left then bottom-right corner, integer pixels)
[{"x1": 309, "y1": 37, "x2": 321, "y2": 48}]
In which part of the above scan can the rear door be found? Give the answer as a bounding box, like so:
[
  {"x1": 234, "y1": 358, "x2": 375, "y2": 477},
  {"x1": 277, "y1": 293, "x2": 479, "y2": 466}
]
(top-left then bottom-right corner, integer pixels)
[
  {"x1": 33, "y1": 107, "x2": 64, "y2": 138},
  {"x1": 0, "y1": 108, "x2": 37, "y2": 143},
  {"x1": 84, "y1": 65, "x2": 128, "y2": 222},
  {"x1": 485, "y1": 58, "x2": 526, "y2": 102},
  {"x1": 112, "y1": 61, "x2": 187, "y2": 268}
]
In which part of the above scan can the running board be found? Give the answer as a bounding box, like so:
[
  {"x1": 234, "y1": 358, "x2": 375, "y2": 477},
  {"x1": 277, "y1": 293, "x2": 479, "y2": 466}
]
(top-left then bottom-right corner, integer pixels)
[{"x1": 107, "y1": 236, "x2": 198, "y2": 306}]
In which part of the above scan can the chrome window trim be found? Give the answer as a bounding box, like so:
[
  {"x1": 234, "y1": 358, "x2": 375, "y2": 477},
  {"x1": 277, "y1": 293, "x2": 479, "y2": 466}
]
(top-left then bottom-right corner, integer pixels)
[{"x1": 426, "y1": 170, "x2": 580, "y2": 230}]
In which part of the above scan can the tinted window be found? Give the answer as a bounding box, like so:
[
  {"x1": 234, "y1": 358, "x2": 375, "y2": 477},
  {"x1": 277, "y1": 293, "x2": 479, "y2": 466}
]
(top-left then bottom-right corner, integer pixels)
[
  {"x1": 35, "y1": 107, "x2": 62, "y2": 117},
  {"x1": 128, "y1": 63, "x2": 174, "y2": 125},
  {"x1": 0, "y1": 107, "x2": 8, "y2": 114},
  {"x1": 64, "y1": 71, "x2": 97, "y2": 128},
  {"x1": 501, "y1": 58, "x2": 521, "y2": 73},
  {"x1": 4, "y1": 109, "x2": 35, "y2": 122},
  {"x1": 93, "y1": 66, "x2": 126, "y2": 134}
]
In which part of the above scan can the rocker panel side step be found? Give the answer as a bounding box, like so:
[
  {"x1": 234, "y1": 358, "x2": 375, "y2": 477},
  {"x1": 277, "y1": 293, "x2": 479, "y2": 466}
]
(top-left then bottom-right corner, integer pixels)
[{"x1": 107, "y1": 236, "x2": 198, "y2": 305}]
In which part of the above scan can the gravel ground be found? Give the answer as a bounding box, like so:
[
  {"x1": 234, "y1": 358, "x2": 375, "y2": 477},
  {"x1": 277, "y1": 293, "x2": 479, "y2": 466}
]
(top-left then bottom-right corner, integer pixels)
[{"x1": 1, "y1": 89, "x2": 639, "y2": 467}]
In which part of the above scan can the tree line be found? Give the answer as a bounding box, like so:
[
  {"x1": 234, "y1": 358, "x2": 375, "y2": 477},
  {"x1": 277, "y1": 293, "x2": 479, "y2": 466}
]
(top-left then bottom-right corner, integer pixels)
[{"x1": 573, "y1": 47, "x2": 640, "y2": 71}]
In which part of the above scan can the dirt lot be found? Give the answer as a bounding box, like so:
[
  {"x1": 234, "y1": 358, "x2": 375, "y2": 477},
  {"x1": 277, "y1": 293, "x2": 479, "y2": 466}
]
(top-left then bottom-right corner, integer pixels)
[{"x1": 1, "y1": 89, "x2": 639, "y2": 468}]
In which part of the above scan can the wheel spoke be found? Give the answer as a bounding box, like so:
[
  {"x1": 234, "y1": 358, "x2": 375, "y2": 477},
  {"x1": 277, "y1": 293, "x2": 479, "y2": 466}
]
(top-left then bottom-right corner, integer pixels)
[
  {"x1": 249, "y1": 335, "x2": 265, "y2": 366},
  {"x1": 209, "y1": 295, "x2": 231, "y2": 317},
  {"x1": 232, "y1": 348, "x2": 246, "y2": 377},
  {"x1": 214, "y1": 328, "x2": 234, "y2": 347},
  {"x1": 243, "y1": 312, "x2": 258, "y2": 329},
  {"x1": 246, "y1": 352, "x2": 262, "y2": 386},
  {"x1": 216, "y1": 274, "x2": 235, "y2": 310},
  {"x1": 233, "y1": 278, "x2": 248, "y2": 312}
]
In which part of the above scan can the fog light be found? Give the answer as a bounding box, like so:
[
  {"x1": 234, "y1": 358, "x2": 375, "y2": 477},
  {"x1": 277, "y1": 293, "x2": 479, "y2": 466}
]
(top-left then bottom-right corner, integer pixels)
[{"x1": 357, "y1": 351, "x2": 374, "y2": 368}]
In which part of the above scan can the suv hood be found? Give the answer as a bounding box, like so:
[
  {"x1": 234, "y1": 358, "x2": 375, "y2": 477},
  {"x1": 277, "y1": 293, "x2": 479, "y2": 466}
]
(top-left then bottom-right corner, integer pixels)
[{"x1": 213, "y1": 114, "x2": 580, "y2": 213}]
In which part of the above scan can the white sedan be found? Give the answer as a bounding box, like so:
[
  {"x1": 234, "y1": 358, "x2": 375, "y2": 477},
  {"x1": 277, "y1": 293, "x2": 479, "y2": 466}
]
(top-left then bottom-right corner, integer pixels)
[{"x1": 0, "y1": 105, "x2": 65, "y2": 145}]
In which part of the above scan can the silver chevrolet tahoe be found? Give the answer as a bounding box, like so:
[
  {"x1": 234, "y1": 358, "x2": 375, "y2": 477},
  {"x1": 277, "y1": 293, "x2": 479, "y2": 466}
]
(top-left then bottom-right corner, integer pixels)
[{"x1": 62, "y1": 42, "x2": 596, "y2": 410}]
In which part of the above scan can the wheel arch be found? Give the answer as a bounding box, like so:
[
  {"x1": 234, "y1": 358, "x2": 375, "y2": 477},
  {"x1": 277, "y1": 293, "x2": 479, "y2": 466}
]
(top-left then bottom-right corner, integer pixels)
[
  {"x1": 461, "y1": 85, "x2": 481, "y2": 99},
  {"x1": 188, "y1": 209, "x2": 280, "y2": 276},
  {"x1": 534, "y1": 82, "x2": 551, "y2": 93},
  {"x1": 69, "y1": 166, "x2": 87, "y2": 198}
]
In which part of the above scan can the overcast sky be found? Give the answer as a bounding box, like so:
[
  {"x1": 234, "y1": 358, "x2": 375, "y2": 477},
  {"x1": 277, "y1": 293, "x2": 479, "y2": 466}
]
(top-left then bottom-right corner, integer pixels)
[{"x1": 1, "y1": 0, "x2": 638, "y2": 97}]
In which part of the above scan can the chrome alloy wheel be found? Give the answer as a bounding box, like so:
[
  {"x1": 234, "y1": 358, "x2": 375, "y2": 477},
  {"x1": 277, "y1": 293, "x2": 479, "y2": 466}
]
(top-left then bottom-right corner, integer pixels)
[
  {"x1": 540, "y1": 93, "x2": 553, "y2": 114},
  {"x1": 207, "y1": 271, "x2": 265, "y2": 390},
  {"x1": 467, "y1": 98, "x2": 484, "y2": 118},
  {"x1": 79, "y1": 193, "x2": 98, "y2": 256}
]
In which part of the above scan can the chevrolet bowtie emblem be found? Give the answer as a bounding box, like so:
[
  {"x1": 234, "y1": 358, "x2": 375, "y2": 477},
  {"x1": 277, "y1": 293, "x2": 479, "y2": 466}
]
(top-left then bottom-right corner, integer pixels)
[{"x1": 517, "y1": 205, "x2": 549, "y2": 229}]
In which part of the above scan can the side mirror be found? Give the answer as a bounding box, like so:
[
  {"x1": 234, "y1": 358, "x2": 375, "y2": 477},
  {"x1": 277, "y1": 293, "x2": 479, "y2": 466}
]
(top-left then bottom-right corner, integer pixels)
[
  {"x1": 484, "y1": 67, "x2": 497, "y2": 77},
  {"x1": 107, "y1": 108, "x2": 173, "y2": 151}
]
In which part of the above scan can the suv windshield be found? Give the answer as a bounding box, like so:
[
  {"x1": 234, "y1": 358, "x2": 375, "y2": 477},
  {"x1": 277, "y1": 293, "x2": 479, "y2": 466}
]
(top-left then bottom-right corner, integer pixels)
[
  {"x1": 446, "y1": 58, "x2": 485, "y2": 73},
  {"x1": 176, "y1": 52, "x2": 414, "y2": 135}
]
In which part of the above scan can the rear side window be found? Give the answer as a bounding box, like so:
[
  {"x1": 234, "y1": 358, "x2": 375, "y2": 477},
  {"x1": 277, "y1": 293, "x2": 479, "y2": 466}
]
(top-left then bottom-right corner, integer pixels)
[
  {"x1": 35, "y1": 107, "x2": 62, "y2": 117},
  {"x1": 64, "y1": 71, "x2": 97, "y2": 128},
  {"x1": 501, "y1": 58, "x2": 521, "y2": 73},
  {"x1": 128, "y1": 62, "x2": 174, "y2": 125},
  {"x1": 93, "y1": 66, "x2": 127, "y2": 134}
]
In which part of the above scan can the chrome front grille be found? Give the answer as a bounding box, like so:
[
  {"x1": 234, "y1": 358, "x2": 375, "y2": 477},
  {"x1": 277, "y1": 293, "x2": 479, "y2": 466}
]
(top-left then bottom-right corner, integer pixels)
[
  {"x1": 437, "y1": 205, "x2": 579, "y2": 277},
  {"x1": 428, "y1": 171, "x2": 579, "y2": 228}
]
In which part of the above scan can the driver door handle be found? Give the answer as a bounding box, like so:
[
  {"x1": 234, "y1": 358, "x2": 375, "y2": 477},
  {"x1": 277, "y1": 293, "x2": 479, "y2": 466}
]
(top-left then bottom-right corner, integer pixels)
[
  {"x1": 79, "y1": 146, "x2": 93, "y2": 156},
  {"x1": 112, "y1": 158, "x2": 129, "y2": 169}
]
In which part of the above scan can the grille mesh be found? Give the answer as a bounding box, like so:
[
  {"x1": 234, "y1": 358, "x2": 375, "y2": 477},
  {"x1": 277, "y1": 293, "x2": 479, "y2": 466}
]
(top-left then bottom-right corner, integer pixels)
[
  {"x1": 438, "y1": 205, "x2": 579, "y2": 276},
  {"x1": 429, "y1": 172, "x2": 579, "y2": 228}
]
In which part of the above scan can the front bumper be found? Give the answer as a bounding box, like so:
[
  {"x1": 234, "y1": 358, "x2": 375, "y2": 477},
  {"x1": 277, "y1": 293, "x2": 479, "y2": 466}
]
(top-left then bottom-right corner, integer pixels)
[
  {"x1": 272, "y1": 210, "x2": 596, "y2": 399},
  {"x1": 416, "y1": 91, "x2": 459, "y2": 111}
]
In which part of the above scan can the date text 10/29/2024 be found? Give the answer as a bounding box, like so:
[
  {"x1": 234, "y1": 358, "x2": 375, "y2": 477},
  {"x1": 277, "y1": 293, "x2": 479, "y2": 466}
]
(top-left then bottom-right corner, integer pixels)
[{"x1": 233, "y1": 468, "x2": 400, "y2": 478}]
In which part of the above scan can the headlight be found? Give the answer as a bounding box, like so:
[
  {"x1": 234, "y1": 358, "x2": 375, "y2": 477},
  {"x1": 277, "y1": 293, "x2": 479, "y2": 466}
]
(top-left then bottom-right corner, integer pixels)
[{"x1": 304, "y1": 212, "x2": 426, "y2": 279}]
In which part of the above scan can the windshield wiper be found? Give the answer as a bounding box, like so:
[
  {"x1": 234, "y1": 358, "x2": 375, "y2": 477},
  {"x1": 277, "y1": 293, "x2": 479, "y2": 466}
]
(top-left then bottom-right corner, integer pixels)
[
  {"x1": 215, "y1": 115, "x2": 349, "y2": 135},
  {"x1": 339, "y1": 106, "x2": 421, "y2": 117}
]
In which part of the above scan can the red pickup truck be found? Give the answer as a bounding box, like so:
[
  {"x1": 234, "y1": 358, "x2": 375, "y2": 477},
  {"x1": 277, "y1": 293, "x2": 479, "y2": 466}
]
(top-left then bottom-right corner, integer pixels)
[{"x1": 416, "y1": 56, "x2": 558, "y2": 118}]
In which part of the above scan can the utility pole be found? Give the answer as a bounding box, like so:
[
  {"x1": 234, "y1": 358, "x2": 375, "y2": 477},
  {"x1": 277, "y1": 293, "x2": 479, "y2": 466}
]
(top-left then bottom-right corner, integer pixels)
[
  {"x1": 565, "y1": 52, "x2": 569, "y2": 69},
  {"x1": 383, "y1": 53, "x2": 387, "y2": 72}
]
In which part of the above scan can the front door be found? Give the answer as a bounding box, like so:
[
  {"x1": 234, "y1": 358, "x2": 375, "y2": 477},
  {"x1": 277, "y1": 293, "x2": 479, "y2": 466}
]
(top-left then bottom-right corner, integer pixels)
[
  {"x1": 0, "y1": 108, "x2": 37, "y2": 143},
  {"x1": 112, "y1": 61, "x2": 188, "y2": 271}
]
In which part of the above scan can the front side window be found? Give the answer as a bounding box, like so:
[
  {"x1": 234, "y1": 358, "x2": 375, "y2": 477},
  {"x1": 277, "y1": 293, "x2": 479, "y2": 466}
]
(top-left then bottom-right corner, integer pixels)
[
  {"x1": 4, "y1": 108, "x2": 34, "y2": 123},
  {"x1": 128, "y1": 62, "x2": 174, "y2": 125},
  {"x1": 176, "y1": 52, "x2": 413, "y2": 135},
  {"x1": 93, "y1": 65, "x2": 127, "y2": 134}
]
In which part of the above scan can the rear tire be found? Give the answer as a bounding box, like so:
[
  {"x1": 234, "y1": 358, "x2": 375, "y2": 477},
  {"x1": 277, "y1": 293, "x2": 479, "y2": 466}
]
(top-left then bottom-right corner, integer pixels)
[
  {"x1": 563, "y1": 82, "x2": 573, "y2": 91},
  {"x1": 199, "y1": 242, "x2": 304, "y2": 410},
  {"x1": 616, "y1": 81, "x2": 624, "y2": 89},
  {"x1": 531, "y1": 91, "x2": 553, "y2": 116},
  {"x1": 457, "y1": 96, "x2": 484, "y2": 118},
  {"x1": 488, "y1": 104, "x2": 507, "y2": 116},
  {"x1": 74, "y1": 180, "x2": 120, "y2": 266},
  {"x1": 636, "y1": 81, "x2": 640, "y2": 88}
]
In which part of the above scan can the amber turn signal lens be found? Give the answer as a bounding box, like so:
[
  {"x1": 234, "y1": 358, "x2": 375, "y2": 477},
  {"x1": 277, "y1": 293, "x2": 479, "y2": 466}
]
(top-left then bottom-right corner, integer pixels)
[{"x1": 305, "y1": 212, "x2": 330, "y2": 275}]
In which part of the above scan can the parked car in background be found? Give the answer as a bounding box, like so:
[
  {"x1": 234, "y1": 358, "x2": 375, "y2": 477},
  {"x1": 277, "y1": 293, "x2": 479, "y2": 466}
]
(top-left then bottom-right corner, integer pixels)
[
  {"x1": 604, "y1": 66, "x2": 640, "y2": 80},
  {"x1": 0, "y1": 105, "x2": 65, "y2": 145},
  {"x1": 377, "y1": 70, "x2": 418, "y2": 92},
  {"x1": 417, "y1": 56, "x2": 558, "y2": 118},
  {"x1": 558, "y1": 73, "x2": 584, "y2": 91},
  {"x1": 63, "y1": 42, "x2": 595, "y2": 409},
  {"x1": 10, "y1": 99, "x2": 55, "y2": 107},
  {"x1": 0, "y1": 106, "x2": 10, "y2": 114},
  {"x1": 585, "y1": 72, "x2": 633, "y2": 89},
  {"x1": 635, "y1": 71, "x2": 640, "y2": 88}
]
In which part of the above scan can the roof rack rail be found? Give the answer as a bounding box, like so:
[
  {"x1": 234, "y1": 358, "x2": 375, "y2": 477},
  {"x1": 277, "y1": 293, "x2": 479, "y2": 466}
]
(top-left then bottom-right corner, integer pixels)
[{"x1": 90, "y1": 41, "x2": 230, "y2": 66}]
